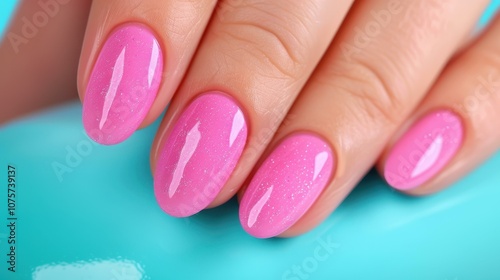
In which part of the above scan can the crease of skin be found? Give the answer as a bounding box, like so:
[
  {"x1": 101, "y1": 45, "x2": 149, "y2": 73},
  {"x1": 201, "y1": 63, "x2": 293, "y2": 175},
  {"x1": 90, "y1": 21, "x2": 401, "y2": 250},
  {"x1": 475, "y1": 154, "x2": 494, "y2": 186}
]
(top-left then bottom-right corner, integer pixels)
[
  {"x1": 212, "y1": 45, "x2": 297, "y2": 117},
  {"x1": 242, "y1": 3, "x2": 310, "y2": 63},
  {"x1": 219, "y1": 22, "x2": 300, "y2": 80},
  {"x1": 129, "y1": 0, "x2": 145, "y2": 14},
  {"x1": 313, "y1": 56, "x2": 408, "y2": 129},
  {"x1": 215, "y1": 1, "x2": 330, "y2": 79},
  {"x1": 346, "y1": 59, "x2": 407, "y2": 126},
  {"x1": 166, "y1": 0, "x2": 215, "y2": 38}
]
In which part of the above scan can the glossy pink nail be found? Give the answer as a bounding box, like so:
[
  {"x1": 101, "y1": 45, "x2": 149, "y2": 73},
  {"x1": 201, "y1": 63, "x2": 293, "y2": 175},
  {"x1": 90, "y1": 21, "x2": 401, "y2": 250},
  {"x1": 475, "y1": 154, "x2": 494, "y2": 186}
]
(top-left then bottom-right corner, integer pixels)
[
  {"x1": 384, "y1": 110, "x2": 464, "y2": 190},
  {"x1": 83, "y1": 23, "x2": 163, "y2": 145},
  {"x1": 154, "y1": 92, "x2": 247, "y2": 217},
  {"x1": 239, "y1": 133, "x2": 334, "y2": 238}
]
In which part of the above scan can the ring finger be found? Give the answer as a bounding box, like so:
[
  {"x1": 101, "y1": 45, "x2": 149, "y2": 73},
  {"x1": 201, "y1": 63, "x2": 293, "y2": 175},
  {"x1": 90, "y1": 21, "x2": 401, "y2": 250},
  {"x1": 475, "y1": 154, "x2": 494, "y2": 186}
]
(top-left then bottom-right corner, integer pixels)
[{"x1": 238, "y1": 0, "x2": 489, "y2": 238}]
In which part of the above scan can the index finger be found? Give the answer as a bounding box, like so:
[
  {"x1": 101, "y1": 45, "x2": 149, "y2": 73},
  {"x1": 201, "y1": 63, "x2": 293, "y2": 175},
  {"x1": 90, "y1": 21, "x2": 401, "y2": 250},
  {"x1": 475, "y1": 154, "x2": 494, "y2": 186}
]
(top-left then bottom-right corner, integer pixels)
[{"x1": 78, "y1": 0, "x2": 217, "y2": 144}]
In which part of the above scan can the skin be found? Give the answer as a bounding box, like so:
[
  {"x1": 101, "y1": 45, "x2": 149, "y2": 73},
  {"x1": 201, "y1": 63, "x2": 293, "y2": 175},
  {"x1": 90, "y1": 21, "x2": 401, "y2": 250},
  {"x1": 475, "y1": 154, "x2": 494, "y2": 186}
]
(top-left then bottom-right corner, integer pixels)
[
  {"x1": 1, "y1": 0, "x2": 499, "y2": 237},
  {"x1": 0, "y1": 0, "x2": 91, "y2": 123}
]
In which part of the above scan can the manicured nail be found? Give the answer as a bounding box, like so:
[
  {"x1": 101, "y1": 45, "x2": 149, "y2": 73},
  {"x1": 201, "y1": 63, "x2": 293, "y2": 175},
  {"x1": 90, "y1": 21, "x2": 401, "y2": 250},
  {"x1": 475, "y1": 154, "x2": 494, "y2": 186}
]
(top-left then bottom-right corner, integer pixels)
[
  {"x1": 239, "y1": 133, "x2": 334, "y2": 238},
  {"x1": 384, "y1": 110, "x2": 464, "y2": 190},
  {"x1": 154, "y1": 92, "x2": 247, "y2": 217},
  {"x1": 83, "y1": 23, "x2": 163, "y2": 145}
]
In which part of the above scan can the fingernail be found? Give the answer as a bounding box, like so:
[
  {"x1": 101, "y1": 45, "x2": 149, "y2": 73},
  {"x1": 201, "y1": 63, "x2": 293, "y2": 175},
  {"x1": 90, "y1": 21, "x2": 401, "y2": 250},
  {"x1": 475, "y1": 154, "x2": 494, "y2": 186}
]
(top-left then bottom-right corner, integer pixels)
[
  {"x1": 154, "y1": 92, "x2": 247, "y2": 217},
  {"x1": 384, "y1": 110, "x2": 464, "y2": 190},
  {"x1": 239, "y1": 133, "x2": 334, "y2": 238},
  {"x1": 83, "y1": 23, "x2": 163, "y2": 145}
]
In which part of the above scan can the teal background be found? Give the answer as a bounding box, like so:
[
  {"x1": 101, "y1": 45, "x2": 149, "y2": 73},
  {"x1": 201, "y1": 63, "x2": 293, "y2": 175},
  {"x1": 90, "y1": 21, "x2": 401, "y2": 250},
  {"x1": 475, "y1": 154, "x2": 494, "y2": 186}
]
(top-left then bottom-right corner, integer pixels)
[
  {"x1": 1, "y1": 103, "x2": 499, "y2": 280},
  {"x1": 0, "y1": 0, "x2": 17, "y2": 37},
  {"x1": 1, "y1": 1, "x2": 500, "y2": 279},
  {"x1": 479, "y1": 0, "x2": 500, "y2": 28}
]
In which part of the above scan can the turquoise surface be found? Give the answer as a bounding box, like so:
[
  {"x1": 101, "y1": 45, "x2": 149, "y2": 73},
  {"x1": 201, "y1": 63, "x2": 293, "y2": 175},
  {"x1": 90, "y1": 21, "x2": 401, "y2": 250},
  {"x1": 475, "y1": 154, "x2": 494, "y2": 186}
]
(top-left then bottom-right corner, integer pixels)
[
  {"x1": 479, "y1": 0, "x2": 500, "y2": 28},
  {"x1": 1, "y1": 1, "x2": 500, "y2": 279},
  {"x1": 0, "y1": 0, "x2": 17, "y2": 37},
  {"x1": 1, "y1": 102, "x2": 499, "y2": 279}
]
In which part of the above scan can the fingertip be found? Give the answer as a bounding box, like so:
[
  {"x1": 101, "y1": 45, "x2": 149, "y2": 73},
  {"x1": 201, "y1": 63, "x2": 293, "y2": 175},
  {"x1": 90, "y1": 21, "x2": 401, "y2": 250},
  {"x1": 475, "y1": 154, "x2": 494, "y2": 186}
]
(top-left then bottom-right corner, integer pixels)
[{"x1": 81, "y1": 23, "x2": 164, "y2": 145}]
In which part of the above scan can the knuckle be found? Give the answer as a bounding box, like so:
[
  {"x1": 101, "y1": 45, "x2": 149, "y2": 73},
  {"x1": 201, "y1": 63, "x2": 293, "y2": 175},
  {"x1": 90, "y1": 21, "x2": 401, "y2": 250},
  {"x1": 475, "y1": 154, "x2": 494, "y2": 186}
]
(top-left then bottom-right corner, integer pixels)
[
  {"x1": 320, "y1": 60, "x2": 407, "y2": 127},
  {"x1": 214, "y1": 1, "x2": 312, "y2": 79}
]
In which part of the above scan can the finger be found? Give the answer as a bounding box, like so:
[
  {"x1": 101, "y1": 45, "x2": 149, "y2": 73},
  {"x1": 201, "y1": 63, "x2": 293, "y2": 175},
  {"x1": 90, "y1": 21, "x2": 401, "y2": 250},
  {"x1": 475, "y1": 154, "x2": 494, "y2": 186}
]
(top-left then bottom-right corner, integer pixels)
[
  {"x1": 0, "y1": 0, "x2": 90, "y2": 123},
  {"x1": 79, "y1": 0, "x2": 217, "y2": 144},
  {"x1": 152, "y1": 0, "x2": 353, "y2": 217},
  {"x1": 456, "y1": 2, "x2": 500, "y2": 56},
  {"x1": 380, "y1": 13, "x2": 500, "y2": 194},
  {"x1": 238, "y1": 0, "x2": 489, "y2": 238}
]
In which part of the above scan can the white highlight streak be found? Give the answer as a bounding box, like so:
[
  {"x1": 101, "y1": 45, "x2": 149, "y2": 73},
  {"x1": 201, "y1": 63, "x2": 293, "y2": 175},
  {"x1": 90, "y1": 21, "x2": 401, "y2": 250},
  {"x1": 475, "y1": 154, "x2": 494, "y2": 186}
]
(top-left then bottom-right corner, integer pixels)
[
  {"x1": 168, "y1": 122, "x2": 201, "y2": 198},
  {"x1": 99, "y1": 48, "x2": 126, "y2": 130},
  {"x1": 248, "y1": 186, "x2": 273, "y2": 228},
  {"x1": 148, "y1": 41, "x2": 159, "y2": 87},
  {"x1": 229, "y1": 109, "x2": 245, "y2": 147},
  {"x1": 411, "y1": 135, "x2": 443, "y2": 178},
  {"x1": 313, "y1": 151, "x2": 328, "y2": 180}
]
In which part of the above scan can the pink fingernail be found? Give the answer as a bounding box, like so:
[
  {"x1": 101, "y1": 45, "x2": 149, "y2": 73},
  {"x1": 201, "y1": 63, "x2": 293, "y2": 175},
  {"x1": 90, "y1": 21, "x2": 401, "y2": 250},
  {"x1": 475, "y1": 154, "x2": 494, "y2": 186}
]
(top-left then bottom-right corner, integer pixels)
[
  {"x1": 154, "y1": 92, "x2": 247, "y2": 217},
  {"x1": 384, "y1": 110, "x2": 464, "y2": 190},
  {"x1": 83, "y1": 23, "x2": 163, "y2": 145},
  {"x1": 239, "y1": 133, "x2": 334, "y2": 238}
]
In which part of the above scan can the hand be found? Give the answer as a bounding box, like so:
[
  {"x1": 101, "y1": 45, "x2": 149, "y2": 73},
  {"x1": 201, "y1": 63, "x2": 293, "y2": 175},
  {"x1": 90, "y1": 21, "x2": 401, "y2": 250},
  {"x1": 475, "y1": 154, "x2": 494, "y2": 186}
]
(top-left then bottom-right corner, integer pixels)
[{"x1": 1, "y1": 0, "x2": 499, "y2": 238}]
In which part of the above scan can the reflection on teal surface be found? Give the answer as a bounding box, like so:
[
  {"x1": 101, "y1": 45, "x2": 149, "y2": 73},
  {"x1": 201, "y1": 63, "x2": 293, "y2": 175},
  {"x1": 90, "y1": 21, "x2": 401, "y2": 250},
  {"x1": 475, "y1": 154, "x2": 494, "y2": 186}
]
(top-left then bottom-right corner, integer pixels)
[
  {"x1": 0, "y1": 102, "x2": 499, "y2": 279},
  {"x1": 33, "y1": 259, "x2": 145, "y2": 280}
]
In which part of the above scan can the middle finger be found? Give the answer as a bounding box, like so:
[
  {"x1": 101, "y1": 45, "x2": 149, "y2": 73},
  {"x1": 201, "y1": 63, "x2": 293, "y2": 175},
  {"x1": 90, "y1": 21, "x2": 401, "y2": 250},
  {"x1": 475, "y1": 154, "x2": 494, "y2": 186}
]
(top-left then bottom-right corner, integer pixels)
[{"x1": 152, "y1": 0, "x2": 353, "y2": 217}]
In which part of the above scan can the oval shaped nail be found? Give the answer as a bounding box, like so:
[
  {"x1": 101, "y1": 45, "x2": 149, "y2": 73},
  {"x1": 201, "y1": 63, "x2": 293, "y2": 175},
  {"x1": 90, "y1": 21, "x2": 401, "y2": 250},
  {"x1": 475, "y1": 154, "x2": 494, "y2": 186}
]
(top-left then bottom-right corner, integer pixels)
[
  {"x1": 384, "y1": 110, "x2": 464, "y2": 190},
  {"x1": 239, "y1": 133, "x2": 334, "y2": 238},
  {"x1": 83, "y1": 23, "x2": 163, "y2": 145},
  {"x1": 154, "y1": 92, "x2": 247, "y2": 217}
]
